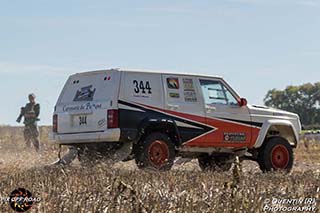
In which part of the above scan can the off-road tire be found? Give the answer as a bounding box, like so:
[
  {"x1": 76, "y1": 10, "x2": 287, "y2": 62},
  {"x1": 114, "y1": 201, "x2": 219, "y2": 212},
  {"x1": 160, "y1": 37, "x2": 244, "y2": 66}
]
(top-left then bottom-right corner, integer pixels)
[
  {"x1": 135, "y1": 132, "x2": 175, "y2": 171},
  {"x1": 258, "y1": 137, "x2": 293, "y2": 172}
]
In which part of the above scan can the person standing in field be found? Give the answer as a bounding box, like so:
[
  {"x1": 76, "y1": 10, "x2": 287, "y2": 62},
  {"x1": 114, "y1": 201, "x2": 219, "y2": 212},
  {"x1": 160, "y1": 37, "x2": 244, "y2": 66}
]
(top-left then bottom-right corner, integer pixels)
[{"x1": 16, "y1": 93, "x2": 40, "y2": 152}]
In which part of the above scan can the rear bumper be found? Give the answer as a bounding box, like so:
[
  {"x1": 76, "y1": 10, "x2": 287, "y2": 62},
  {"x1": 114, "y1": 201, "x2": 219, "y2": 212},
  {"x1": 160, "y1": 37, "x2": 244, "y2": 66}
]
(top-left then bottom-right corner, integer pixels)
[{"x1": 51, "y1": 128, "x2": 120, "y2": 144}]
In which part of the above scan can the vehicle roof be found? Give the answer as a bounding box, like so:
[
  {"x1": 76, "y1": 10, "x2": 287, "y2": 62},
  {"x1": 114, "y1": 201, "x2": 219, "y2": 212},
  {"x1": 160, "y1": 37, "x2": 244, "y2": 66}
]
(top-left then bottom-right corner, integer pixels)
[{"x1": 71, "y1": 68, "x2": 223, "y2": 79}]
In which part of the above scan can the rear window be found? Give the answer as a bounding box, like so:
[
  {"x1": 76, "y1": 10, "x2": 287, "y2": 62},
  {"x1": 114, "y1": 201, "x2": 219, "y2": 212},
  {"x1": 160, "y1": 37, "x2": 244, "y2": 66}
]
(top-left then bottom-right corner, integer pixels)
[
  {"x1": 73, "y1": 85, "x2": 96, "y2": 102},
  {"x1": 58, "y1": 72, "x2": 118, "y2": 104}
]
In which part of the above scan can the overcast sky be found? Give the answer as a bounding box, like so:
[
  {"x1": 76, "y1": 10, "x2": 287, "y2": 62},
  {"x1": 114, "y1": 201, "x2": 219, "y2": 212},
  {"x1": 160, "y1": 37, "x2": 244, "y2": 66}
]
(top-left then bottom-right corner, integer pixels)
[{"x1": 0, "y1": 0, "x2": 319, "y2": 125}]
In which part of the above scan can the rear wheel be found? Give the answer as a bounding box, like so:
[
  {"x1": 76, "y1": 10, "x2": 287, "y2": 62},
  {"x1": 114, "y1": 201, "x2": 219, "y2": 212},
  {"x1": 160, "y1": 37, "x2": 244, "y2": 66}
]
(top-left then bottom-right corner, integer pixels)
[
  {"x1": 135, "y1": 132, "x2": 175, "y2": 171},
  {"x1": 258, "y1": 137, "x2": 293, "y2": 172},
  {"x1": 198, "y1": 155, "x2": 233, "y2": 172}
]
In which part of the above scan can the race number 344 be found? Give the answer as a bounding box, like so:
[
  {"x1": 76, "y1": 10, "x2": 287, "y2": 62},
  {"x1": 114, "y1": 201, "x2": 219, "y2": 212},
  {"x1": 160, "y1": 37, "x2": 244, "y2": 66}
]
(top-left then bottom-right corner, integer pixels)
[{"x1": 133, "y1": 80, "x2": 152, "y2": 94}]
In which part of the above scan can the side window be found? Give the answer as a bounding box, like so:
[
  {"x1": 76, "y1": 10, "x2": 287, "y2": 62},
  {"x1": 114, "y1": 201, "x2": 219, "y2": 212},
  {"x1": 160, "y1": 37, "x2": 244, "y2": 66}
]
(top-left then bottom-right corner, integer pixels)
[
  {"x1": 200, "y1": 79, "x2": 226, "y2": 105},
  {"x1": 222, "y1": 85, "x2": 239, "y2": 105},
  {"x1": 200, "y1": 79, "x2": 238, "y2": 105}
]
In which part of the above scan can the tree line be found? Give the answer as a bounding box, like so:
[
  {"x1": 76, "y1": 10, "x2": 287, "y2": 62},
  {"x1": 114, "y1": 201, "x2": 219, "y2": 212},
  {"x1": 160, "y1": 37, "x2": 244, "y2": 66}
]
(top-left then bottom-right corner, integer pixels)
[{"x1": 264, "y1": 82, "x2": 320, "y2": 130}]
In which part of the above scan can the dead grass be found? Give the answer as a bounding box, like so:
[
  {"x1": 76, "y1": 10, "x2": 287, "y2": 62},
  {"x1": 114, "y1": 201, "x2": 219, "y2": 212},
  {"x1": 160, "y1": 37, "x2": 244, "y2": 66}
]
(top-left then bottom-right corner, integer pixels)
[{"x1": 0, "y1": 127, "x2": 319, "y2": 213}]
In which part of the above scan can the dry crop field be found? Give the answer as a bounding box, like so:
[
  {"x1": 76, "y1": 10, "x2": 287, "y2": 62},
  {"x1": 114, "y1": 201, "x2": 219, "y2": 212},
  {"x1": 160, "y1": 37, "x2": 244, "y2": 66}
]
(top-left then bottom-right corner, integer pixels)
[{"x1": 0, "y1": 126, "x2": 319, "y2": 212}]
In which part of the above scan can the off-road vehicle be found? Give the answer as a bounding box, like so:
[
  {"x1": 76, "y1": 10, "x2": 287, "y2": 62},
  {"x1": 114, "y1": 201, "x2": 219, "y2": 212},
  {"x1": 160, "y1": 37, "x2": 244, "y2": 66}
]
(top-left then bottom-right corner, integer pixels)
[{"x1": 52, "y1": 69, "x2": 301, "y2": 172}]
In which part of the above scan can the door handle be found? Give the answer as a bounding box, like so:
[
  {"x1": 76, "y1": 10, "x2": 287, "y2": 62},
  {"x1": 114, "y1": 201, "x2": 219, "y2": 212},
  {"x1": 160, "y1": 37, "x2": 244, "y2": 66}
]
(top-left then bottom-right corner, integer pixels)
[
  {"x1": 205, "y1": 105, "x2": 216, "y2": 112},
  {"x1": 167, "y1": 104, "x2": 179, "y2": 110}
]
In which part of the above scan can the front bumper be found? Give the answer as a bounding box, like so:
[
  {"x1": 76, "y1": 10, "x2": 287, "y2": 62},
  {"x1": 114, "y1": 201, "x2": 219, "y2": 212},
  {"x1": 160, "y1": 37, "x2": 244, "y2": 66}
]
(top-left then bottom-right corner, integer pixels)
[{"x1": 50, "y1": 128, "x2": 120, "y2": 144}]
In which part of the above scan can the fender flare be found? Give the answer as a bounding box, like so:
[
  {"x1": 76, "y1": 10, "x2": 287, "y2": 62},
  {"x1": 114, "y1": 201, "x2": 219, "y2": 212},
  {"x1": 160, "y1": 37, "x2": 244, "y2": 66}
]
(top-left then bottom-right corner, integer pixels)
[
  {"x1": 253, "y1": 119, "x2": 299, "y2": 148},
  {"x1": 135, "y1": 118, "x2": 182, "y2": 145}
]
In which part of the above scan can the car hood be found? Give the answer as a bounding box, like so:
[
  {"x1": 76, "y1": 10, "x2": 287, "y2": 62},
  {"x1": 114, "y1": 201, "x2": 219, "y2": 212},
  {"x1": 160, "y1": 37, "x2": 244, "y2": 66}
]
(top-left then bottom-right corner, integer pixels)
[{"x1": 248, "y1": 104, "x2": 299, "y2": 119}]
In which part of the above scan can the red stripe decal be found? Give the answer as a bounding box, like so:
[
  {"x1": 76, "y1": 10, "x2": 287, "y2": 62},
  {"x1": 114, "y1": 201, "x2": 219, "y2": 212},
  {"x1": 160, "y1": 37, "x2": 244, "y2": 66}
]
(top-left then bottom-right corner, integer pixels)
[{"x1": 134, "y1": 102, "x2": 260, "y2": 148}]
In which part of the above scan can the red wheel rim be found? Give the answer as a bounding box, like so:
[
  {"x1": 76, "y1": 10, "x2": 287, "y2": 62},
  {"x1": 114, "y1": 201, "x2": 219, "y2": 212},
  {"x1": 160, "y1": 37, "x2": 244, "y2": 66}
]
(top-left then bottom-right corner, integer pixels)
[
  {"x1": 148, "y1": 140, "x2": 169, "y2": 168},
  {"x1": 270, "y1": 144, "x2": 289, "y2": 169}
]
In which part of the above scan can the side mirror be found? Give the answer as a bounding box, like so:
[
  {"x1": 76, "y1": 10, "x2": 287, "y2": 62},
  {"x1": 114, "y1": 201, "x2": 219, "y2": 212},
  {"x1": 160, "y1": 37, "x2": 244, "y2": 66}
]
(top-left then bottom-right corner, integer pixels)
[{"x1": 239, "y1": 98, "x2": 247, "y2": 107}]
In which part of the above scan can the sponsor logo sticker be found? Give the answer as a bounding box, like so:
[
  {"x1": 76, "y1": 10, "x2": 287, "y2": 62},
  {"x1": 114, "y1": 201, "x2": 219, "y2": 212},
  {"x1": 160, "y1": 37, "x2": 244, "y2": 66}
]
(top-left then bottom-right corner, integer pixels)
[
  {"x1": 167, "y1": 77, "x2": 180, "y2": 89},
  {"x1": 169, "y1": 92, "x2": 180, "y2": 98},
  {"x1": 223, "y1": 132, "x2": 246, "y2": 142},
  {"x1": 183, "y1": 78, "x2": 197, "y2": 102}
]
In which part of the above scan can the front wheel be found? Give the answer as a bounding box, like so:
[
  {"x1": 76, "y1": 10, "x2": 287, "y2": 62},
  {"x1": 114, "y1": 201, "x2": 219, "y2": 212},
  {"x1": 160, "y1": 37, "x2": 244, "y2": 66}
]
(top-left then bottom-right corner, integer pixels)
[
  {"x1": 258, "y1": 137, "x2": 294, "y2": 172},
  {"x1": 135, "y1": 132, "x2": 175, "y2": 171}
]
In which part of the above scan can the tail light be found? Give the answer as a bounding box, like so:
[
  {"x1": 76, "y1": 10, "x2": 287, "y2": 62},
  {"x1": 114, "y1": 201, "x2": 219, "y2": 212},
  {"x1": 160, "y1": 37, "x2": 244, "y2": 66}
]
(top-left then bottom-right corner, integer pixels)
[
  {"x1": 53, "y1": 114, "x2": 58, "y2": 133},
  {"x1": 107, "y1": 109, "x2": 118, "y2": 128}
]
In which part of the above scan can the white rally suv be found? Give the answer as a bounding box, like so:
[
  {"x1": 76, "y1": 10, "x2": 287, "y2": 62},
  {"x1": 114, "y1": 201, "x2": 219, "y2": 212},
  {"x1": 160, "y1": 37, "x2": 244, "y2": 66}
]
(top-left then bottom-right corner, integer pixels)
[{"x1": 52, "y1": 68, "x2": 301, "y2": 172}]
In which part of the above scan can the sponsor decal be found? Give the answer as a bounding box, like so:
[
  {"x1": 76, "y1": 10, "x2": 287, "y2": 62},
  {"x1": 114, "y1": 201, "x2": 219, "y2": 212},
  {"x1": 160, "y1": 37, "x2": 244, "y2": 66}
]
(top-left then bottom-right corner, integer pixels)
[
  {"x1": 63, "y1": 102, "x2": 102, "y2": 112},
  {"x1": 73, "y1": 85, "x2": 96, "y2": 101},
  {"x1": 223, "y1": 132, "x2": 246, "y2": 142},
  {"x1": 98, "y1": 118, "x2": 106, "y2": 127},
  {"x1": 167, "y1": 77, "x2": 180, "y2": 89},
  {"x1": 183, "y1": 78, "x2": 197, "y2": 102},
  {"x1": 184, "y1": 90, "x2": 197, "y2": 102},
  {"x1": 133, "y1": 94, "x2": 151, "y2": 98},
  {"x1": 182, "y1": 78, "x2": 195, "y2": 90},
  {"x1": 169, "y1": 92, "x2": 180, "y2": 98}
]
